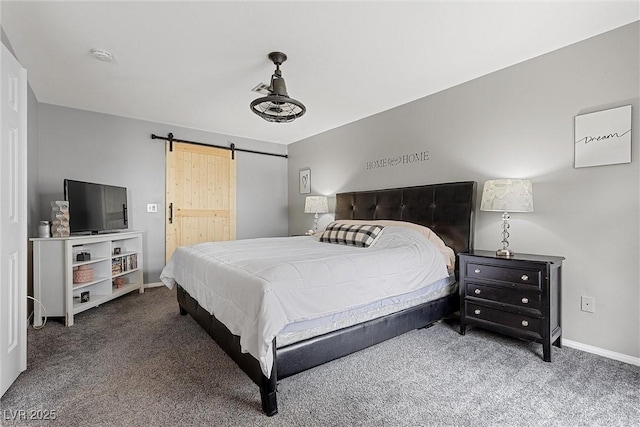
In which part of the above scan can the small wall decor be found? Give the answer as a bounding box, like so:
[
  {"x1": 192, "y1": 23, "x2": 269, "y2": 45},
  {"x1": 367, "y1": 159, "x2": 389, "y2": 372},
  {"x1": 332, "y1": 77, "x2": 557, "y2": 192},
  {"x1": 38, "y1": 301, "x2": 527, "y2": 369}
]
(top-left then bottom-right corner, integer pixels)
[
  {"x1": 574, "y1": 105, "x2": 632, "y2": 168},
  {"x1": 299, "y1": 168, "x2": 311, "y2": 194}
]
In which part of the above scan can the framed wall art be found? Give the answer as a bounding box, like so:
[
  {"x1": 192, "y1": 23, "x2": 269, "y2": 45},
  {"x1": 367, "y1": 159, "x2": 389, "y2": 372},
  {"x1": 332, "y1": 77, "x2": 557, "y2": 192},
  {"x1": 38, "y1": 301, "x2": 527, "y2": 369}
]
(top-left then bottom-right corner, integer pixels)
[
  {"x1": 574, "y1": 105, "x2": 632, "y2": 168},
  {"x1": 299, "y1": 168, "x2": 311, "y2": 194}
]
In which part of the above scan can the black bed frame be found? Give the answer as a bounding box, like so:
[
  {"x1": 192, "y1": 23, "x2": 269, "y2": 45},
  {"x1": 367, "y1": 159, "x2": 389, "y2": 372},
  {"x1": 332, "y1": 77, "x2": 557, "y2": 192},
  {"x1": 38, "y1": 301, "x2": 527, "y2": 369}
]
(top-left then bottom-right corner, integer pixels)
[{"x1": 176, "y1": 181, "x2": 477, "y2": 415}]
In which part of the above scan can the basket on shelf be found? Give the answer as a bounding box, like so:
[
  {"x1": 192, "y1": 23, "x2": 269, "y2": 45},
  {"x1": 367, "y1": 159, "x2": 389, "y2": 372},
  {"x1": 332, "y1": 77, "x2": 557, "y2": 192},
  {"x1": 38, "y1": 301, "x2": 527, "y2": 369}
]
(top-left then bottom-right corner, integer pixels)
[{"x1": 73, "y1": 265, "x2": 94, "y2": 284}]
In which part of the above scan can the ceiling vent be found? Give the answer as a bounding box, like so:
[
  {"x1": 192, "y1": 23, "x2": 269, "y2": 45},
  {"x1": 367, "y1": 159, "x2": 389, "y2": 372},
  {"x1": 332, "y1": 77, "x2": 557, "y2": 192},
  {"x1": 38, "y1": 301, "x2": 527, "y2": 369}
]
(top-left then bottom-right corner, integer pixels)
[{"x1": 250, "y1": 52, "x2": 306, "y2": 123}]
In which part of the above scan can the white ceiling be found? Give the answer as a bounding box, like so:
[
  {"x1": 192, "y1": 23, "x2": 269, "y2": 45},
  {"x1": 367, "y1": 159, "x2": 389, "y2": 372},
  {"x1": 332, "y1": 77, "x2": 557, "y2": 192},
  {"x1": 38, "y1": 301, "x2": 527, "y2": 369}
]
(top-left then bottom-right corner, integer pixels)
[{"x1": 2, "y1": 1, "x2": 638, "y2": 144}]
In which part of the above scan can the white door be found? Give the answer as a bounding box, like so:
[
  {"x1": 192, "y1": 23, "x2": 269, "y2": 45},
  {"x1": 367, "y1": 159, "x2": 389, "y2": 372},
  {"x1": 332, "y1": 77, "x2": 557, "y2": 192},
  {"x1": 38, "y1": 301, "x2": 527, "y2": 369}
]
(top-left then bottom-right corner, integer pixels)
[{"x1": 0, "y1": 43, "x2": 28, "y2": 397}]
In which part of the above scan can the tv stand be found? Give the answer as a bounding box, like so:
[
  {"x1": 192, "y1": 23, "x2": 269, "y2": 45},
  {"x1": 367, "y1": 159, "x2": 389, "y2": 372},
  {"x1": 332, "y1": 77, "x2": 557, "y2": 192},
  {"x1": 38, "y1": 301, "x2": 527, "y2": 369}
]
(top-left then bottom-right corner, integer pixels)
[{"x1": 31, "y1": 231, "x2": 144, "y2": 326}]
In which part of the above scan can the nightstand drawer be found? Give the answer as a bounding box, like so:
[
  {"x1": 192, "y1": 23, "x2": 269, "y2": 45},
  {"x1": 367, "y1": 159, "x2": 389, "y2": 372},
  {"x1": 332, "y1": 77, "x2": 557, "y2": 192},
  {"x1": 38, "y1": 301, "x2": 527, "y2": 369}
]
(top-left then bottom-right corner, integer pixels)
[
  {"x1": 465, "y1": 302, "x2": 542, "y2": 338},
  {"x1": 465, "y1": 282, "x2": 541, "y2": 310},
  {"x1": 466, "y1": 263, "x2": 540, "y2": 287}
]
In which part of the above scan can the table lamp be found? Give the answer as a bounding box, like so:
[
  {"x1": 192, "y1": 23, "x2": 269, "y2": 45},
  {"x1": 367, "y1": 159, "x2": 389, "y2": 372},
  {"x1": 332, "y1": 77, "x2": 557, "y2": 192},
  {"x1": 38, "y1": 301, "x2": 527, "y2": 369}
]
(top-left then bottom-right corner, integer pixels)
[
  {"x1": 304, "y1": 196, "x2": 329, "y2": 233},
  {"x1": 480, "y1": 179, "x2": 534, "y2": 257}
]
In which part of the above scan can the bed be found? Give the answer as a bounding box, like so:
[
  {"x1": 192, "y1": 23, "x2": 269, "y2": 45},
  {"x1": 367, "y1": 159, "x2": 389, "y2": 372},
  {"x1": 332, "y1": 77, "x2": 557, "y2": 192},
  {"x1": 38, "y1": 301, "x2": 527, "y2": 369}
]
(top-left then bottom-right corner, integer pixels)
[{"x1": 161, "y1": 181, "x2": 476, "y2": 415}]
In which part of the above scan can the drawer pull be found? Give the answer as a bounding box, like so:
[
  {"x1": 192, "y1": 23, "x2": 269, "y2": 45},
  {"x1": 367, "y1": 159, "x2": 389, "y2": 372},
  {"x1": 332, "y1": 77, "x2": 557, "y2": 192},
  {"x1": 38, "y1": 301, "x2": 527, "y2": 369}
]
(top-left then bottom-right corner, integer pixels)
[
  {"x1": 521, "y1": 320, "x2": 529, "y2": 327},
  {"x1": 521, "y1": 274, "x2": 529, "y2": 281},
  {"x1": 521, "y1": 297, "x2": 529, "y2": 304},
  {"x1": 474, "y1": 268, "x2": 481, "y2": 274},
  {"x1": 474, "y1": 309, "x2": 481, "y2": 315},
  {"x1": 474, "y1": 289, "x2": 481, "y2": 295}
]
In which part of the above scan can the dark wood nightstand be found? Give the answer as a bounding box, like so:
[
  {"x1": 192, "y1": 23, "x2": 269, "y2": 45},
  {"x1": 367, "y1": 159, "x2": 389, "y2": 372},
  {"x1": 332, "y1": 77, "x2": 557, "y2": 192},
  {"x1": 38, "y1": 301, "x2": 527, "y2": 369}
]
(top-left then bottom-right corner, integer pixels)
[{"x1": 459, "y1": 250, "x2": 564, "y2": 362}]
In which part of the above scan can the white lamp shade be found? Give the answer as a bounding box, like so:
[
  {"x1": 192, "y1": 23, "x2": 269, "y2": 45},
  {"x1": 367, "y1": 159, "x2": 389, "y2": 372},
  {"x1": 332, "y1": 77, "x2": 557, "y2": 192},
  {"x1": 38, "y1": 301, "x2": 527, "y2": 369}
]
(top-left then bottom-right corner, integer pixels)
[
  {"x1": 480, "y1": 179, "x2": 534, "y2": 212},
  {"x1": 304, "y1": 196, "x2": 329, "y2": 214}
]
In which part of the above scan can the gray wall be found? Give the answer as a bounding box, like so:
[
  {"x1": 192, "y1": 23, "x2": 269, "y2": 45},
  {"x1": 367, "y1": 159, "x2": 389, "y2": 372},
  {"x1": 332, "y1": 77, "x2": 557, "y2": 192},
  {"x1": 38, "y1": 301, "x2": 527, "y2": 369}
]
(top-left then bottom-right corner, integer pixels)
[
  {"x1": 288, "y1": 23, "x2": 639, "y2": 359},
  {"x1": 36, "y1": 104, "x2": 288, "y2": 283}
]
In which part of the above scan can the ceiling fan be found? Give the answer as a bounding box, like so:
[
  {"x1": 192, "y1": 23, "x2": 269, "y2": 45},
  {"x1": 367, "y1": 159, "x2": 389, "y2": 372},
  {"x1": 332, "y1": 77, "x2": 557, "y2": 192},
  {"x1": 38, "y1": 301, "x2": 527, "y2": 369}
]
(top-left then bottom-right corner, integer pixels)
[{"x1": 250, "y1": 52, "x2": 306, "y2": 123}]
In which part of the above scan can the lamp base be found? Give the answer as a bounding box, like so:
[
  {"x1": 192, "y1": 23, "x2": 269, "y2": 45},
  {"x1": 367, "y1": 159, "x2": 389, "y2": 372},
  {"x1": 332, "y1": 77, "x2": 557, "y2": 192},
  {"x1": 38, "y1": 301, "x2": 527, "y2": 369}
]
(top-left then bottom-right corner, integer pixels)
[{"x1": 496, "y1": 248, "x2": 515, "y2": 258}]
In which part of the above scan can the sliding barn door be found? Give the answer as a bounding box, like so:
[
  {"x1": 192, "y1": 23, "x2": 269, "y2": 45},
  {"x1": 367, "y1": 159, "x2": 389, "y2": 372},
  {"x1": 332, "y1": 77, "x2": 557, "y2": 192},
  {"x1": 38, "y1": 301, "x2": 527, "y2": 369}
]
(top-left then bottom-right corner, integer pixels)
[{"x1": 165, "y1": 142, "x2": 236, "y2": 261}]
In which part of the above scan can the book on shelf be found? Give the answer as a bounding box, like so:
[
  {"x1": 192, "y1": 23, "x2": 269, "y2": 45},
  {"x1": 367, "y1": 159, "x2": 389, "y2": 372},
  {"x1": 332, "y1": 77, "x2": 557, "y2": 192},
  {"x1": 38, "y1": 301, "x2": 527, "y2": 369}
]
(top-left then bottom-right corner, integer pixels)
[
  {"x1": 111, "y1": 257, "x2": 122, "y2": 275},
  {"x1": 112, "y1": 254, "x2": 137, "y2": 276}
]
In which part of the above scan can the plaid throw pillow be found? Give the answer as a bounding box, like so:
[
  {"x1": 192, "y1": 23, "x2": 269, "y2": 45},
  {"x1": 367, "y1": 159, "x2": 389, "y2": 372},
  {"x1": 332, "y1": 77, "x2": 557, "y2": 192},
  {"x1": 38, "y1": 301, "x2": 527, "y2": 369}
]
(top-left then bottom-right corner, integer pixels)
[{"x1": 319, "y1": 223, "x2": 384, "y2": 247}]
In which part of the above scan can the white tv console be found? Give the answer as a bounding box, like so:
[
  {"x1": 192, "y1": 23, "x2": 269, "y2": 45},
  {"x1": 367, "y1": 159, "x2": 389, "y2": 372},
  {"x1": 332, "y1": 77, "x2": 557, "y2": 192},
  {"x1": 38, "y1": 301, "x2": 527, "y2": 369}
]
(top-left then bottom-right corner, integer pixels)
[{"x1": 31, "y1": 231, "x2": 144, "y2": 326}]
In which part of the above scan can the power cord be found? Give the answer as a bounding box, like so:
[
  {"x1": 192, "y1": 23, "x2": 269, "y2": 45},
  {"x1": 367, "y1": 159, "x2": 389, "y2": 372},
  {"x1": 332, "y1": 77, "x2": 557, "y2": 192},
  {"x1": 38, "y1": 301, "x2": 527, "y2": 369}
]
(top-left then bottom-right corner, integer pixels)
[{"x1": 27, "y1": 295, "x2": 47, "y2": 330}]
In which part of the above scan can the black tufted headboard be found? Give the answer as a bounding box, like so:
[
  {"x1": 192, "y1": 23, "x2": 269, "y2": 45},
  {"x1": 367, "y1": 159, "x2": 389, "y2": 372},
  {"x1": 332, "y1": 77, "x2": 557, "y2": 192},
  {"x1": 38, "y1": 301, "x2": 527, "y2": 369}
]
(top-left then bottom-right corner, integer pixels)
[{"x1": 335, "y1": 181, "x2": 477, "y2": 255}]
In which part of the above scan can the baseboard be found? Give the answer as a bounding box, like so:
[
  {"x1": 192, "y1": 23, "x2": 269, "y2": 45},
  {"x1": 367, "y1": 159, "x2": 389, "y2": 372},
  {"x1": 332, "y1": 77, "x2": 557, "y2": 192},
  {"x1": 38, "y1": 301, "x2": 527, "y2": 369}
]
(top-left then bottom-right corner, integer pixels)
[
  {"x1": 562, "y1": 338, "x2": 640, "y2": 366},
  {"x1": 144, "y1": 282, "x2": 164, "y2": 289}
]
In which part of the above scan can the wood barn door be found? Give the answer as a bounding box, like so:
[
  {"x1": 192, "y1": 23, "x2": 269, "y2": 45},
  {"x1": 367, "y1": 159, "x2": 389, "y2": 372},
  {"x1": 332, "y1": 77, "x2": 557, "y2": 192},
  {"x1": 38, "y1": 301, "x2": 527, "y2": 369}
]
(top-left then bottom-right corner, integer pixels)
[{"x1": 165, "y1": 142, "x2": 236, "y2": 261}]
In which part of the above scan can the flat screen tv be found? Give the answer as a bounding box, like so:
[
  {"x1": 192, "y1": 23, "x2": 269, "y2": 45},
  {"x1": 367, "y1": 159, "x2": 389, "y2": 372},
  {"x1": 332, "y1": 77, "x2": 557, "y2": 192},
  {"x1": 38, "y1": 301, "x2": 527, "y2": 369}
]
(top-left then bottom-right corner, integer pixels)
[{"x1": 64, "y1": 179, "x2": 128, "y2": 234}]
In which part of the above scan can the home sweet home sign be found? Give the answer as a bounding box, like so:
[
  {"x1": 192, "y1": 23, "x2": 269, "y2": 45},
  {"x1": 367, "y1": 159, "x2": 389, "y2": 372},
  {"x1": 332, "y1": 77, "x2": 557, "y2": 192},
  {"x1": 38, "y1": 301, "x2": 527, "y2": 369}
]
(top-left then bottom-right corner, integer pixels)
[{"x1": 366, "y1": 150, "x2": 430, "y2": 170}]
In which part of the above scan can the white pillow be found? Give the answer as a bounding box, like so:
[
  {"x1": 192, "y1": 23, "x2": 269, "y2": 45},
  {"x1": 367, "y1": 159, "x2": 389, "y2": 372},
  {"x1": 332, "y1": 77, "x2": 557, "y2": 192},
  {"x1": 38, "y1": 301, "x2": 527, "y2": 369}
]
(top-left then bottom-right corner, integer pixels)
[{"x1": 328, "y1": 220, "x2": 456, "y2": 272}]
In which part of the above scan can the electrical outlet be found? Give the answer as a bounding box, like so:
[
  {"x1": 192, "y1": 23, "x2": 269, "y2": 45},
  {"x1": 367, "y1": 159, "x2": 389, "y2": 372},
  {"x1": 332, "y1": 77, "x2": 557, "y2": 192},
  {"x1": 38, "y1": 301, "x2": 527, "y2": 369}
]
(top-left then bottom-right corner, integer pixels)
[
  {"x1": 146, "y1": 203, "x2": 158, "y2": 213},
  {"x1": 581, "y1": 296, "x2": 595, "y2": 313}
]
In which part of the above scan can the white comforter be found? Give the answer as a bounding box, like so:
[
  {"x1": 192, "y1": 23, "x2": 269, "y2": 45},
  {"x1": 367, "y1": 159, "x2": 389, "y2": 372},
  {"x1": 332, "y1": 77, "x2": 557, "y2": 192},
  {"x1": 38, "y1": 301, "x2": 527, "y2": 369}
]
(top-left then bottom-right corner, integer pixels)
[{"x1": 160, "y1": 226, "x2": 449, "y2": 377}]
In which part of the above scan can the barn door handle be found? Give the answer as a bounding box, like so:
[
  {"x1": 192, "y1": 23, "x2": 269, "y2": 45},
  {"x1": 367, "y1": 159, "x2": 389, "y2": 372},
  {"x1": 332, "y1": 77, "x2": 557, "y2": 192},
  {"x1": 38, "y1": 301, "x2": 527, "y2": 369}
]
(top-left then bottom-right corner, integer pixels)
[{"x1": 169, "y1": 203, "x2": 173, "y2": 224}]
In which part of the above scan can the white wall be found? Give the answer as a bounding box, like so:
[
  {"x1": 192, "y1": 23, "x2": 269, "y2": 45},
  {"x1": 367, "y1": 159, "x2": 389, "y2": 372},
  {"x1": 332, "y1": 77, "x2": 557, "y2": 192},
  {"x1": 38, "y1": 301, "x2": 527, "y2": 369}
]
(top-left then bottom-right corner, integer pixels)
[
  {"x1": 287, "y1": 23, "x2": 639, "y2": 360},
  {"x1": 35, "y1": 104, "x2": 288, "y2": 283}
]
